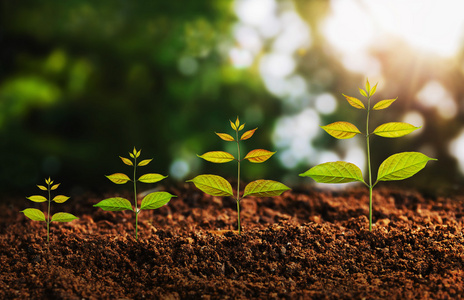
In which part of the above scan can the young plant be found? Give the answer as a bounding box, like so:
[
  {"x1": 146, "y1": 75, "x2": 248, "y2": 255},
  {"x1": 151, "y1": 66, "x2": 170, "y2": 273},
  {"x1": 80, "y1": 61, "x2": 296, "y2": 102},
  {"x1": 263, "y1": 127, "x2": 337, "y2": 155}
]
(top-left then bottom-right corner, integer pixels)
[
  {"x1": 299, "y1": 79, "x2": 436, "y2": 231},
  {"x1": 93, "y1": 148, "x2": 175, "y2": 240},
  {"x1": 187, "y1": 117, "x2": 290, "y2": 234},
  {"x1": 22, "y1": 177, "x2": 79, "y2": 243}
]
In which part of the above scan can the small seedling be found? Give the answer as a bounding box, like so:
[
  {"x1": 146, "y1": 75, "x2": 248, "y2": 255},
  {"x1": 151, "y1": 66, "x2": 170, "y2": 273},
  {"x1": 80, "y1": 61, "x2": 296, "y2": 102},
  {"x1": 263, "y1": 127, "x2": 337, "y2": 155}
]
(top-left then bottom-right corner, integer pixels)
[
  {"x1": 93, "y1": 148, "x2": 175, "y2": 240},
  {"x1": 300, "y1": 79, "x2": 436, "y2": 231},
  {"x1": 22, "y1": 177, "x2": 79, "y2": 243},
  {"x1": 187, "y1": 117, "x2": 290, "y2": 234}
]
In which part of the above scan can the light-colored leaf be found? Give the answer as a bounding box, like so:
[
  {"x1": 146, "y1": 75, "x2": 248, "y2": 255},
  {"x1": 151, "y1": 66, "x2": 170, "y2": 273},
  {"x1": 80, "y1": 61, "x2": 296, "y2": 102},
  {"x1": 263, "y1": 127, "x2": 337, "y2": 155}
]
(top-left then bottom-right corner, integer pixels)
[
  {"x1": 138, "y1": 173, "x2": 167, "y2": 183},
  {"x1": 140, "y1": 191, "x2": 176, "y2": 210},
  {"x1": 240, "y1": 128, "x2": 257, "y2": 140},
  {"x1": 53, "y1": 195, "x2": 70, "y2": 203},
  {"x1": 238, "y1": 124, "x2": 245, "y2": 131},
  {"x1": 136, "y1": 149, "x2": 141, "y2": 158},
  {"x1": 21, "y1": 208, "x2": 46, "y2": 221},
  {"x1": 365, "y1": 78, "x2": 370, "y2": 93},
  {"x1": 120, "y1": 156, "x2": 133, "y2": 166},
  {"x1": 342, "y1": 94, "x2": 365, "y2": 109},
  {"x1": 235, "y1": 117, "x2": 240, "y2": 129},
  {"x1": 377, "y1": 152, "x2": 437, "y2": 182},
  {"x1": 243, "y1": 180, "x2": 290, "y2": 197},
  {"x1": 51, "y1": 183, "x2": 60, "y2": 190},
  {"x1": 359, "y1": 88, "x2": 367, "y2": 97},
  {"x1": 373, "y1": 122, "x2": 420, "y2": 138},
  {"x1": 216, "y1": 132, "x2": 235, "y2": 141},
  {"x1": 186, "y1": 174, "x2": 234, "y2": 197},
  {"x1": 138, "y1": 159, "x2": 152, "y2": 167},
  {"x1": 93, "y1": 197, "x2": 133, "y2": 211},
  {"x1": 27, "y1": 195, "x2": 48, "y2": 203},
  {"x1": 37, "y1": 185, "x2": 47, "y2": 191},
  {"x1": 370, "y1": 82, "x2": 378, "y2": 96},
  {"x1": 321, "y1": 121, "x2": 361, "y2": 139},
  {"x1": 46, "y1": 177, "x2": 52, "y2": 185},
  {"x1": 373, "y1": 98, "x2": 397, "y2": 110},
  {"x1": 198, "y1": 151, "x2": 235, "y2": 163},
  {"x1": 51, "y1": 212, "x2": 78, "y2": 222},
  {"x1": 130, "y1": 152, "x2": 135, "y2": 159},
  {"x1": 244, "y1": 149, "x2": 275, "y2": 163},
  {"x1": 230, "y1": 120, "x2": 237, "y2": 131},
  {"x1": 299, "y1": 161, "x2": 365, "y2": 184},
  {"x1": 106, "y1": 173, "x2": 131, "y2": 184}
]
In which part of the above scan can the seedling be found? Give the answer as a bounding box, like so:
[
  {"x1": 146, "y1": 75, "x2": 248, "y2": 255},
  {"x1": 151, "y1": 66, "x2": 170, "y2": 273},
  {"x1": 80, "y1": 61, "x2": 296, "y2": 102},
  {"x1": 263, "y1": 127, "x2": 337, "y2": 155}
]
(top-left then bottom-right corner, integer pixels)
[
  {"x1": 22, "y1": 177, "x2": 78, "y2": 244},
  {"x1": 94, "y1": 148, "x2": 175, "y2": 240},
  {"x1": 300, "y1": 79, "x2": 436, "y2": 231},
  {"x1": 187, "y1": 117, "x2": 290, "y2": 234}
]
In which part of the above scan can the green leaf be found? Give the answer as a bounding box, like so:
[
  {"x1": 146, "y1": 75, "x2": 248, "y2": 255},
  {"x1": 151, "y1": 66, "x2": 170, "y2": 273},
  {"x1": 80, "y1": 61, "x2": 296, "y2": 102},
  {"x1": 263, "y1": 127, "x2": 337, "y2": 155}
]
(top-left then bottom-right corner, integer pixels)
[
  {"x1": 240, "y1": 128, "x2": 257, "y2": 140},
  {"x1": 52, "y1": 195, "x2": 70, "y2": 203},
  {"x1": 243, "y1": 180, "x2": 290, "y2": 197},
  {"x1": 238, "y1": 123, "x2": 245, "y2": 131},
  {"x1": 215, "y1": 132, "x2": 235, "y2": 141},
  {"x1": 186, "y1": 174, "x2": 234, "y2": 197},
  {"x1": 21, "y1": 208, "x2": 46, "y2": 221},
  {"x1": 321, "y1": 122, "x2": 361, "y2": 139},
  {"x1": 93, "y1": 197, "x2": 133, "y2": 211},
  {"x1": 136, "y1": 149, "x2": 141, "y2": 158},
  {"x1": 51, "y1": 212, "x2": 79, "y2": 222},
  {"x1": 138, "y1": 173, "x2": 167, "y2": 183},
  {"x1": 377, "y1": 152, "x2": 437, "y2": 182},
  {"x1": 138, "y1": 159, "x2": 152, "y2": 167},
  {"x1": 37, "y1": 185, "x2": 47, "y2": 191},
  {"x1": 106, "y1": 173, "x2": 131, "y2": 184},
  {"x1": 130, "y1": 152, "x2": 135, "y2": 159},
  {"x1": 373, "y1": 122, "x2": 420, "y2": 138},
  {"x1": 370, "y1": 83, "x2": 378, "y2": 96},
  {"x1": 51, "y1": 183, "x2": 60, "y2": 190},
  {"x1": 120, "y1": 156, "x2": 133, "y2": 166},
  {"x1": 342, "y1": 94, "x2": 365, "y2": 109},
  {"x1": 373, "y1": 98, "x2": 397, "y2": 110},
  {"x1": 230, "y1": 119, "x2": 237, "y2": 131},
  {"x1": 365, "y1": 78, "x2": 370, "y2": 93},
  {"x1": 140, "y1": 191, "x2": 176, "y2": 210},
  {"x1": 198, "y1": 151, "x2": 235, "y2": 163},
  {"x1": 299, "y1": 161, "x2": 365, "y2": 184},
  {"x1": 244, "y1": 149, "x2": 275, "y2": 163},
  {"x1": 359, "y1": 88, "x2": 367, "y2": 97},
  {"x1": 27, "y1": 195, "x2": 48, "y2": 203}
]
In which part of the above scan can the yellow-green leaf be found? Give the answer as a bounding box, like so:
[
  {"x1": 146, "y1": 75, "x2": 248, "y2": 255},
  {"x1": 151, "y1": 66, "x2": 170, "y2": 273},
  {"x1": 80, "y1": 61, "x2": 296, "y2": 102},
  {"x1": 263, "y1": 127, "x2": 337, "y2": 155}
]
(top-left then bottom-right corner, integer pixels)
[
  {"x1": 373, "y1": 98, "x2": 397, "y2": 110},
  {"x1": 240, "y1": 128, "x2": 257, "y2": 140},
  {"x1": 106, "y1": 173, "x2": 131, "y2": 184},
  {"x1": 235, "y1": 117, "x2": 240, "y2": 128},
  {"x1": 138, "y1": 173, "x2": 167, "y2": 183},
  {"x1": 198, "y1": 151, "x2": 235, "y2": 163},
  {"x1": 321, "y1": 122, "x2": 361, "y2": 139},
  {"x1": 186, "y1": 174, "x2": 234, "y2": 197},
  {"x1": 53, "y1": 195, "x2": 70, "y2": 203},
  {"x1": 140, "y1": 191, "x2": 176, "y2": 210},
  {"x1": 120, "y1": 156, "x2": 133, "y2": 166},
  {"x1": 37, "y1": 185, "x2": 47, "y2": 191},
  {"x1": 359, "y1": 88, "x2": 367, "y2": 97},
  {"x1": 93, "y1": 197, "x2": 133, "y2": 211},
  {"x1": 299, "y1": 161, "x2": 365, "y2": 184},
  {"x1": 45, "y1": 177, "x2": 52, "y2": 185},
  {"x1": 51, "y1": 183, "x2": 60, "y2": 190},
  {"x1": 342, "y1": 94, "x2": 365, "y2": 109},
  {"x1": 244, "y1": 149, "x2": 275, "y2": 163},
  {"x1": 238, "y1": 124, "x2": 245, "y2": 131},
  {"x1": 51, "y1": 212, "x2": 79, "y2": 222},
  {"x1": 243, "y1": 180, "x2": 290, "y2": 197},
  {"x1": 373, "y1": 122, "x2": 420, "y2": 138},
  {"x1": 27, "y1": 195, "x2": 48, "y2": 203},
  {"x1": 230, "y1": 120, "x2": 237, "y2": 130},
  {"x1": 215, "y1": 132, "x2": 235, "y2": 141},
  {"x1": 377, "y1": 152, "x2": 437, "y2": 182},
  {"x1": 138, "y1": 159, "x2": 152, "y2": 167},
  {"x1": 370, "y1": 82, "x2": 378, "y2": 97},
  {"x1": 130, "y1": 152, "x2": 135, "y2": 159},
  {"x1": 136, "y1": 149, "x2": 141, "y2": 158},
  {"x1": 21, "y1": 208, "x2": 46, "y2": 221},
  {"x1": 365, "y1": 78, "x2": 370, "y2": 93}
]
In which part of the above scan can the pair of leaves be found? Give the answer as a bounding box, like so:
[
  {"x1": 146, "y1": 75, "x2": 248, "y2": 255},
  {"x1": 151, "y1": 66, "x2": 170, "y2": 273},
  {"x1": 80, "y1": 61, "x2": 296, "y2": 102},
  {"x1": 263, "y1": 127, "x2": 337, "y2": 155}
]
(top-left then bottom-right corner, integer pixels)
[
  {"x1": 198, "y1": 149, "x2": 275, "y2": 164},
  {"x1": 120, "y1": 156, "x2": 152, "y2": 167},
  {"x1": 37, "y1": 183, "x2": 60, "y2": 191},
  {"x1": 27, "y1": 195, "x2": 70, "y2": 203},
  {"x1": 93, "y1": 191, "x2": 175, "y2": 211},
  {"x1": 21, "y1": 208, "x2": 78, "y2": 222},
  {"x1": 106, "y1": 173, "x2": 167, "y2": 184},
  {"x1": 230, "y1": 117, "x2": 244, "y2": 131},
  {"x1": 322, "y1": 122, "x2": 420, "y2": 139},
  {"x1": 299, "y1": 152, "x2": 436, "y2": 184},
  {"x1": 130, "y1": 147, "x2": 141, "y2": 159},
  {"x1": 216, "y1": 128, "x2": 257, "y2": 142},
  {"x1": 343, "y1": 94, "x2": 397, "y2": 111},
  {"x1": 186, "y1": 175, "x2": 290, "y2": 198}
]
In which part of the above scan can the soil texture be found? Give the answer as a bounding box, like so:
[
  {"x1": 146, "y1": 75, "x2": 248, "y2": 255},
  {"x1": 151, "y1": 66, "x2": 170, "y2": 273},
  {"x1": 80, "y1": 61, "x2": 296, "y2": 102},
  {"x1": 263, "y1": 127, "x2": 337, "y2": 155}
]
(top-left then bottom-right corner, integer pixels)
[{"x1": 1, "y1": 185, "x2": 464, "y2": 299}]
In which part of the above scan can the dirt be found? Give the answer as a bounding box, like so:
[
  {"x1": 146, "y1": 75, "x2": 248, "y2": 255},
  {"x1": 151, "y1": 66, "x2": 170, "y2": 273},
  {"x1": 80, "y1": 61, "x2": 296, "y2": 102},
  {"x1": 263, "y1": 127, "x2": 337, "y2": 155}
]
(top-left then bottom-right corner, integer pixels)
[{"x1": 1, "y1": 184, "x2": 463, "y2": 299}]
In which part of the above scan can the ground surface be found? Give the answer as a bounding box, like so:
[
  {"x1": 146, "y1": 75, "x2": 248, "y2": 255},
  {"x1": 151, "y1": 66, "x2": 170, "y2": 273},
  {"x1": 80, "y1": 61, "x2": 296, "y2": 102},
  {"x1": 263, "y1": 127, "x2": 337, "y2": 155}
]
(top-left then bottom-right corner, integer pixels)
[{"x1": 1, "y1": 184, "x2": 464, "y2": 299}]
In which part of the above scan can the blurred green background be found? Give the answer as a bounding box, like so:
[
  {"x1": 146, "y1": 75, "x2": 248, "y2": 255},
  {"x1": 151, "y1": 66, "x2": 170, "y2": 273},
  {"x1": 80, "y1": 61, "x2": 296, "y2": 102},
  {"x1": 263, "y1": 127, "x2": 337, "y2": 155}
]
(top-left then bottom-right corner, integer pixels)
[{"x1": 1, "y1": 0, "x2": 464, "y2": 195}]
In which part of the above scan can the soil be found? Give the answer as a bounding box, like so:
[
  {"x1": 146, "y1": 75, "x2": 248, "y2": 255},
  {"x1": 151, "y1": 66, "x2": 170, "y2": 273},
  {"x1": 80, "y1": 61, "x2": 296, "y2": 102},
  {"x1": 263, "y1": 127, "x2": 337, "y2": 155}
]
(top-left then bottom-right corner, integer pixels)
[{"x1": 1, "y1": 184, "x2": 463, "y2": 299}]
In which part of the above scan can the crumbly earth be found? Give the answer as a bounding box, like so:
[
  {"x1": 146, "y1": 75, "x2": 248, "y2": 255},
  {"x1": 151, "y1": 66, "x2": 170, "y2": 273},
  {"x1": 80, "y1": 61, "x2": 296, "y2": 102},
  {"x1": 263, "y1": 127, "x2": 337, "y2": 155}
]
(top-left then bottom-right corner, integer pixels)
[{"x1": 1, "y1": 185, "x2": 463, "y2": 299}]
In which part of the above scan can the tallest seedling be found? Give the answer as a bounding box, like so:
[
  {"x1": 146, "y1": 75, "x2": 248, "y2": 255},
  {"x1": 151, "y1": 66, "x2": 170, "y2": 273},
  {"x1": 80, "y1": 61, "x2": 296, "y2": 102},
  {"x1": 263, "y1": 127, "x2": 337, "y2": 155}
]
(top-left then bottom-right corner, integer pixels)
[{"x1": 300, "y1": 79, "x2": 436, "y2": 231}]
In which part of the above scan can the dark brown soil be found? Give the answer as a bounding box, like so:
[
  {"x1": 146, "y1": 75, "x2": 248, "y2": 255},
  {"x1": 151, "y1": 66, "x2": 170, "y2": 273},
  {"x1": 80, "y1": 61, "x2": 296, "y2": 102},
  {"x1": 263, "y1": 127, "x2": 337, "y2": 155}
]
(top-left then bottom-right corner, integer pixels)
[{"x1": 1, "y1": 185, "x2": 463, "y2": 299}]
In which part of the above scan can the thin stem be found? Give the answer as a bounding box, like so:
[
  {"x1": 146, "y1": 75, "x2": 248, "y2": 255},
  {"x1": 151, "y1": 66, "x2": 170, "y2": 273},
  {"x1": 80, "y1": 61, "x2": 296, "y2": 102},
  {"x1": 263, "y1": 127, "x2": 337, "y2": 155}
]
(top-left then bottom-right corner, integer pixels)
[
  {"x1": 366, "y1": 95, "x2": 373, "y2": 231},
  {"x1": 47, "y1": 184, "x2": 51, "y2": 244},
  {"x1": 133, "y1": 156, "x2": 138, "y2": 240},
  {"x1": 236, "y1": 128, "x2": 242, "y2": 235}
]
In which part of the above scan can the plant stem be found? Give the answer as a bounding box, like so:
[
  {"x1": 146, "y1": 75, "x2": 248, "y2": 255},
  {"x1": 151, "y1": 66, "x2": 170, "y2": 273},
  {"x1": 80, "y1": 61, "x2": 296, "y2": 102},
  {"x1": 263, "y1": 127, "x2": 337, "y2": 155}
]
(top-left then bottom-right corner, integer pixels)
[
  {"x1": 133, "y1": 156, "x2": 138, "y2": 240},
  {"x1": 236, "y1": 128, "x2": 242, "y2": 235},
  {"x1": 366, "y1": 95, "x2": 373, "y2": 231},
  {"x1": 47, "y1": 183, "x2": 51, "y2": 244}
]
